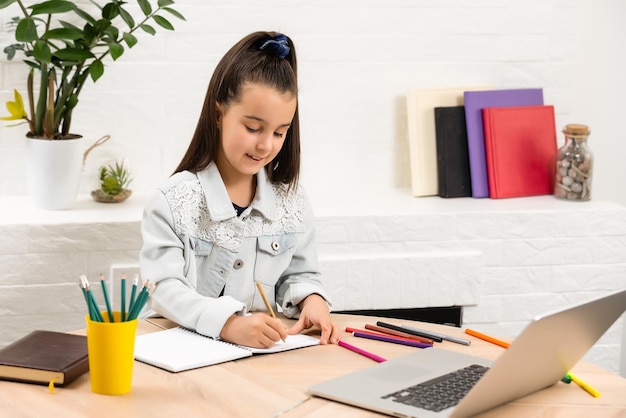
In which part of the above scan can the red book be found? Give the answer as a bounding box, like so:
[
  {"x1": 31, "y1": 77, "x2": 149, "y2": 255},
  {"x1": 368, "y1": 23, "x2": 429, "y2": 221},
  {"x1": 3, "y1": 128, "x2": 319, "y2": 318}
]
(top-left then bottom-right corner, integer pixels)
[{"x1": 482, "y1": 105, "x2": 557, "y2": 198}]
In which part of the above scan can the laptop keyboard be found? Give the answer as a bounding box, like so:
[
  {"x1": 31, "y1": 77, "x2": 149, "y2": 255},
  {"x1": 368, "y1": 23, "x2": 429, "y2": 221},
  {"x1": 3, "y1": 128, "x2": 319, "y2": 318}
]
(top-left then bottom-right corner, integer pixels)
[{"x1": 382, "y1": 364, "x2": 490, "y2": 412}]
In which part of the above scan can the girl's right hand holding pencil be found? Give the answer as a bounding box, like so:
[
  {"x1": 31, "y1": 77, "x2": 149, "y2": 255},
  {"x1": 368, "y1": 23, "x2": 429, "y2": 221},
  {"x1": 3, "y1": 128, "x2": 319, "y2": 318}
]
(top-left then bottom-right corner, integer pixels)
[{"x1": 220, "y1": 313, "x2": 288, "y2": 348}]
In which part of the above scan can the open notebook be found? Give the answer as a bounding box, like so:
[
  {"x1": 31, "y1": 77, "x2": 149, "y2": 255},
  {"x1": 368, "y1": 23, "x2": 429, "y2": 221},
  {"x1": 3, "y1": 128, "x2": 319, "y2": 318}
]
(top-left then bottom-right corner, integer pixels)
[{"x1": 134, "y1": 327, "x2": 319, "y2": 372}]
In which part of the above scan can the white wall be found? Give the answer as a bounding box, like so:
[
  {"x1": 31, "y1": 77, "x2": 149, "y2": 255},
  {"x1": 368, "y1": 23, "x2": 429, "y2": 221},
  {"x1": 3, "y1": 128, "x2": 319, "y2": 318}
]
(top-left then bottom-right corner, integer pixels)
[{"x1": 0, "y1": 0, "x2": 625, "y2": 208}]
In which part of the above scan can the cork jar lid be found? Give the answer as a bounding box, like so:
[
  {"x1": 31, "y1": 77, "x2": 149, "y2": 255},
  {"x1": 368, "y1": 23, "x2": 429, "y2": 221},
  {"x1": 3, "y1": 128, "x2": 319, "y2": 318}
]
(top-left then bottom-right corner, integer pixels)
[{"x1": 563, "y1": 123, "x2": 590, "y2": 137}]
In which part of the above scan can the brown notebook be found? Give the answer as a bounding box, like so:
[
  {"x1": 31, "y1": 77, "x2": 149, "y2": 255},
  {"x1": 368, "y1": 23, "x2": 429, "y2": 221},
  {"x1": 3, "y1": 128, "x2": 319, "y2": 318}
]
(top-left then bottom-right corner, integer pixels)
[{"x1": 0, "y1": 330, "x2": 89, "y2": 386}]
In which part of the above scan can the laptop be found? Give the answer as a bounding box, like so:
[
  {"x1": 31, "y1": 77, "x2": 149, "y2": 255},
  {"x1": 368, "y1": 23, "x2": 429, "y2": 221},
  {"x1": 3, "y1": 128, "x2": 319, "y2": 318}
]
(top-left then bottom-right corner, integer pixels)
[{"x1": 309, "y1": 289, "x2": 626, "y2": 418}]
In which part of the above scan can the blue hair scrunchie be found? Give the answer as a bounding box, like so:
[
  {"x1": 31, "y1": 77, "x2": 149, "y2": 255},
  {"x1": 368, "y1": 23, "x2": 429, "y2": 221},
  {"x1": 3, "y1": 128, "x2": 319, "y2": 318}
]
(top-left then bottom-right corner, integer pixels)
[{"x1": 260, "y1": 34, "x2": 290, "y2": 59}]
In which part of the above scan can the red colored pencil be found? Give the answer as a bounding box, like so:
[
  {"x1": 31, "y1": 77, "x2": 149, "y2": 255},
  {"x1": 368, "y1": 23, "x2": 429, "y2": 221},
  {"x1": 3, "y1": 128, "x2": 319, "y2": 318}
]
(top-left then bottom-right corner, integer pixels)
[{"x1": 365, "y1": 324, "x2": 435, "y2": 345}]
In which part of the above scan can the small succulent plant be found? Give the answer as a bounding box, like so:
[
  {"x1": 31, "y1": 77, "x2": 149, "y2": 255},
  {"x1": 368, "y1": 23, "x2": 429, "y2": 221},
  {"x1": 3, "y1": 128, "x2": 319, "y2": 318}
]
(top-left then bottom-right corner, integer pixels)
[{"x1": 98, "y1": 160, "x2": 132, "y2": 196}]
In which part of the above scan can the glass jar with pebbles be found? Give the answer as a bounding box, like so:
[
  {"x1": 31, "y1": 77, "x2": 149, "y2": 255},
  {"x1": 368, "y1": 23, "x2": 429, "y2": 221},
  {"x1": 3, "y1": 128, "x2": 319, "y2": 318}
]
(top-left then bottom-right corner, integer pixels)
[{"x1": 554, "y1": 124, "x2": 593, "y2": 201}]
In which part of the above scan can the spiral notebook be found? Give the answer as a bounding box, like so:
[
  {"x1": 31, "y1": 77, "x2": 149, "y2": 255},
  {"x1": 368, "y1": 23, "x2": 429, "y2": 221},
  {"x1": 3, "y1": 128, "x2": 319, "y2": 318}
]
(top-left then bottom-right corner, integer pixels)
[{"x1": 134, "y1": 327, "x2": 320, "y2": 372}]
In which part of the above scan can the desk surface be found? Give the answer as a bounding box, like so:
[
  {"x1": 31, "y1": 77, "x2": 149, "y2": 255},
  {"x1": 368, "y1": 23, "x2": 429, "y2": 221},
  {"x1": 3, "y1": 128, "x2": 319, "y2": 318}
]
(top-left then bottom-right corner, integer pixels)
[{"x1": 1, "y1": 314, "x2": 625, "y2": 418}]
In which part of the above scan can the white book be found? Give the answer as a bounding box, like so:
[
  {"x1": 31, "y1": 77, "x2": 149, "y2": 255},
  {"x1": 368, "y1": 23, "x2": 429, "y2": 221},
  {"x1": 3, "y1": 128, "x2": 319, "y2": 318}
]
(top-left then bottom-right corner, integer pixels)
[
  {"x1": 406, "y1": 86, "x2": 489, "y2": 197},
  {"x1": 134, "y1": 327, "x2": 320, "y2": 372}
]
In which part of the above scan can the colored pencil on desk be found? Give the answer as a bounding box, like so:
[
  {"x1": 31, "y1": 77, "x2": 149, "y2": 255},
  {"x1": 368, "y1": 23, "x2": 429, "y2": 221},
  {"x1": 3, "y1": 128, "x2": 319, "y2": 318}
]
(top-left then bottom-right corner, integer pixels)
[
  {"x1": 464, "y1": 328, "x2": 510, "y2": 348},
  {"x1": 401, "y1": 324, "x2": 471, "y2": 346},
  {"x1": 567, "y1": 372, "x2": 601, "y2": 398},
  {"x1": 376, "y1": 321, "x2": 443, "y2": 342},
  {"x1": 338, "y1": 340, "x2": 386, "y2": 363},
  {"x1": 364, "y1": 324, "x2": 435, "y2": 344},
  {"x1": 353, "y1": 331, "x2": 432, "y2": 348},
  {"x1": 345, "y1": 327, "x2": 433, "y2": 346}
]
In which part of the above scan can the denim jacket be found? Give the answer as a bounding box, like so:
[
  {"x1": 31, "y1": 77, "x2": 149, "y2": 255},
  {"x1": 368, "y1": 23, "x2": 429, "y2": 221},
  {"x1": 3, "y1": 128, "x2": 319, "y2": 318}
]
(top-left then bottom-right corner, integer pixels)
[{"x1": 140, "y1": 162, "x2": 330, "y2": 338}]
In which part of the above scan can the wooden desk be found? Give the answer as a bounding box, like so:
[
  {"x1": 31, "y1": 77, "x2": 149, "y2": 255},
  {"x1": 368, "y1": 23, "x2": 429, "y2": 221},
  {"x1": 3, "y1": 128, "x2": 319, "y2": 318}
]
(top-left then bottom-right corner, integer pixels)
[{"x1": 1, "y1": 314, "x2": 625, "y2": 417}]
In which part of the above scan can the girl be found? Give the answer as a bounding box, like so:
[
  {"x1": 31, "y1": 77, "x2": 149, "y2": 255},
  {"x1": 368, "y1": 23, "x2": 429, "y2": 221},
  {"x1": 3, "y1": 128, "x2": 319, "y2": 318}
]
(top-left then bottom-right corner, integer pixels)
[{"x1": 140, "y1": 31, "x2": 340, "y2": 348}]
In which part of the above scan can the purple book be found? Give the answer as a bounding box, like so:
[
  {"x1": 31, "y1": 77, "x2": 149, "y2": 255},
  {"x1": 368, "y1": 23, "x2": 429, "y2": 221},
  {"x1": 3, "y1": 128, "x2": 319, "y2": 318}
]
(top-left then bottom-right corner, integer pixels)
[{"x1": 463, "y1": 88, "x2": 544, "y2": 198}]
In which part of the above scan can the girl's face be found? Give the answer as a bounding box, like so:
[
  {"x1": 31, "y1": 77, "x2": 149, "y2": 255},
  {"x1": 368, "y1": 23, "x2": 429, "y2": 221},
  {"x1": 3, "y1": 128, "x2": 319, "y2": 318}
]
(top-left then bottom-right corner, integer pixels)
[{"x1": 216, "y1": 82, "x2": 297, "y2": 181}]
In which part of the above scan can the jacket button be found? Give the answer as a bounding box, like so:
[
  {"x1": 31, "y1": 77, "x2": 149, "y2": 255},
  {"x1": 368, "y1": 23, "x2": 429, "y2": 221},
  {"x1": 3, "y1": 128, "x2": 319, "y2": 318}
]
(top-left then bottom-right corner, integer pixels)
[
  {"x1": 233, "y1": 259, "x2": 244, "y2": 269},
  {"x1": 271, "y1": 241, "x2": 280, "y2": 251}
]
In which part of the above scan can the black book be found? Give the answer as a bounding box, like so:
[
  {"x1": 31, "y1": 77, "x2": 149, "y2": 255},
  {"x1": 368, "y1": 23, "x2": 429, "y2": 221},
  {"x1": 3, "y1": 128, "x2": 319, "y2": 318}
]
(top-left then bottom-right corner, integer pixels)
[{"x1": 434, "y1": 106, "x2": 472, "y2": 198}]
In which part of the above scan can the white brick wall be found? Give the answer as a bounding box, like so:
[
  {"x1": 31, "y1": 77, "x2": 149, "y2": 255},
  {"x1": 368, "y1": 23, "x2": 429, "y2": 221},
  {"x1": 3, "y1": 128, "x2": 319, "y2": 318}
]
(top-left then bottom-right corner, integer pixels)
[{"x1": 1, "y1": 194, "x2": 625, "y2": 376}]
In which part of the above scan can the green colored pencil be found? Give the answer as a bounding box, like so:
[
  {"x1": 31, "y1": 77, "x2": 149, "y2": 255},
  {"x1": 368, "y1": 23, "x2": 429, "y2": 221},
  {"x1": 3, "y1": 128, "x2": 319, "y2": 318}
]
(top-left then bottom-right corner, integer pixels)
[
  {"x1": 100, "y1": 274, "x2": 114, "y2": 322},
  {"x1": 79, "y1": 276, "x2": 96, "y2": 321},
  {"x1": 129, "y1": 273, "x2": 139, "y2": 313},
  {"x1": 121, "y1": 273, "x2": 127, "y2": 321}
]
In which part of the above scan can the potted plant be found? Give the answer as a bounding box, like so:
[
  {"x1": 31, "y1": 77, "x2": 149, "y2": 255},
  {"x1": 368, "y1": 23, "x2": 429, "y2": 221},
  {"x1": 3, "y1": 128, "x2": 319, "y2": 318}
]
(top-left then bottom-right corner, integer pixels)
[
  {"x1": 91, "y1": 159, "x2": 133, "y2": 203},
  {"x1": 0, "y1": 0, "x2": 185, "y2": 209}
]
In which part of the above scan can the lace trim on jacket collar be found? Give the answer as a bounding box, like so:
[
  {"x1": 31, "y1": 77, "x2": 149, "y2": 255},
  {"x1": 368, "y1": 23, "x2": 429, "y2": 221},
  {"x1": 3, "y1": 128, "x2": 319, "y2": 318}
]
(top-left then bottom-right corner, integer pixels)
[{"x1": 165, "y1": 177, "x2": 306, "y2": 251}]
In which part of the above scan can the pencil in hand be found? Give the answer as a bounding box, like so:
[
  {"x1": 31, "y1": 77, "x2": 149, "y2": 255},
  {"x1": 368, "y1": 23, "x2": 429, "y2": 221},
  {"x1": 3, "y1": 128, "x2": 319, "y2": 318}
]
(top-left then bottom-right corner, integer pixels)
[{"x1": 255, "y1": 281, "x2": 276, "y2": 318}]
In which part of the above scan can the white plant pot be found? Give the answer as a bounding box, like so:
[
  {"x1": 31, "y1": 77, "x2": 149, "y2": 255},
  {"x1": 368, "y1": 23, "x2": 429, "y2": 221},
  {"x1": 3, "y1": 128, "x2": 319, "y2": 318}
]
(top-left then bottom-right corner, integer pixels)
[{"x1": 25, "y1": 136, "x2": 83, "y2": 210}]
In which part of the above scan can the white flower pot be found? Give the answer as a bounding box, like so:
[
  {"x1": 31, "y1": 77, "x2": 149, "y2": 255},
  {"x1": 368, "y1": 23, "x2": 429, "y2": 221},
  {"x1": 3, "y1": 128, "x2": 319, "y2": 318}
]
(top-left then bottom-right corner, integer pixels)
[{"x1": 25, "y1": 136, "x2": 83, "y2": 210}]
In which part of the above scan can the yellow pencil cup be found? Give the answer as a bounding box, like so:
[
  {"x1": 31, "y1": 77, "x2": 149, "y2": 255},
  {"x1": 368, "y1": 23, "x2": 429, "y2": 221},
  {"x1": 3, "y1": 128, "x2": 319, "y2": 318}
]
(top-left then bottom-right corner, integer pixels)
[{"x1": 86, "y1": 311, "x2": 137, "y2": 395}]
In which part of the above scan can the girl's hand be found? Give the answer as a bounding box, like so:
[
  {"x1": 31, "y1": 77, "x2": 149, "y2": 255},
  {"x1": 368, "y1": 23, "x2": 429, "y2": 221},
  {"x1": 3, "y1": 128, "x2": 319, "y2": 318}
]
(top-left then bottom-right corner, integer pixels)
[
  {"x1": 287, "y1": 294, "x2": 340, "y2": 345},
  {"x1": 220, "y1": 312, "x2": 288, "y2": 348}
]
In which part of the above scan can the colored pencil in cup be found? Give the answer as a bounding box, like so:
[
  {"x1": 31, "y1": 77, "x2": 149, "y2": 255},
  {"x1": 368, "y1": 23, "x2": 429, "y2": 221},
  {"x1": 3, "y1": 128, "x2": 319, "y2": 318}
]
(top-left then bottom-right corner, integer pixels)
[
  {"x1": 99, "y1": 274, "x2": 114, "y2": 322},
  {"x1": 121, "y1": 273, "x2": 127, "y2": 322}
]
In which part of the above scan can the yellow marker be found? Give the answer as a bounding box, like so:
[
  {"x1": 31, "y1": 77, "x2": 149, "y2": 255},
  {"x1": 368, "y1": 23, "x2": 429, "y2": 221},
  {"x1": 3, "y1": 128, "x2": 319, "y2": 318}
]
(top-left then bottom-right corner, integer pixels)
[
  {"x1": 48, "y1": 378, "x2": 56, "y2": 394},
  {"x1": 568, "y1": 372, "x2": 600, "y2": 398}
]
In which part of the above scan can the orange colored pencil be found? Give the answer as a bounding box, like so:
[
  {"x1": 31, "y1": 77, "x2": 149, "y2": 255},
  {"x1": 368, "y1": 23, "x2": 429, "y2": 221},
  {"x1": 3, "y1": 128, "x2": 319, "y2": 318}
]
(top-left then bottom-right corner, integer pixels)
[{"x1": 464, "y1": 328, "x2": 510, "y2": 348}]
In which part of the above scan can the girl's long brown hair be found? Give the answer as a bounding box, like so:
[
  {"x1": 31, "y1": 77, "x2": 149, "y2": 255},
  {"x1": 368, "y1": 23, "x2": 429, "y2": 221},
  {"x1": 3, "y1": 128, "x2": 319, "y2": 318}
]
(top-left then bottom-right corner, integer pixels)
[{"x1": 175, "y1": 31, "x2": 300, "y2": 187}]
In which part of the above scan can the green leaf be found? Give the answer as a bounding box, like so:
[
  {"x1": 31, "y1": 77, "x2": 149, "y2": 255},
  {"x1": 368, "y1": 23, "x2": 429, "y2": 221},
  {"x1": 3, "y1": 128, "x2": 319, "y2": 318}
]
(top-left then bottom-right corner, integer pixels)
[
  {"x1": 162, "y1": 7, "x2": 185, "y2": 21},
  {"x1": 30, "y1": 0, "x2": 76, "y2": 15},
  {"x1": 89, "y1": 60, "x2": 104, "y2": 82},
  {"x1": 122, "y1": 32, "x2": 138, "y2": 48},
  {"x1": 137, "y1": 0, "x2": 152, "y2": 16},
  {"x1": 152, "y1": 15, "x2": 174, "y2": 30},
  {"x1": 0, "y1": 0, "x2": 17, "y2": 10},
  {"x1": 103, "y1": 25, "x2": 119, "y2": 41},
  {"x1": 42, "y1": 28, "x2": 84, "y2": 41},
  {"x1": 102, "y1": 3, "x2": 120, "y2": 20},
  {"x1": 118, "y1": 7, "x2": 135, "y2": 28},
  {"x1": 33, "y1": 40, "x2": 52, "y2": 63},
  {"x1": 54, "y1": 48, "x2": 95, "y2": 61},
  {"x1": 16, "y1": 18, "x2": 38, "y2": 42},
  {"x1": 23, "y1": 59, "x2": 41, "y2": 70},
  {"x1": 108, "y1": 42, "x2": 124, "y2": 60},
  {"x1": 59, "y1": 20, "x2": 81, "y2": 31},
  {"x1": 3, "y1": 44, "x2": 21, "y2": 60},
  {"x1": 140, "y1": 24, "x2": 156, "y2": 35},
  {"x1": 157, "y1": 0, "x2": 175, "y2": 7},
  {"x1": 73, "y1": 7, "x2": 97, "y2": 25}
]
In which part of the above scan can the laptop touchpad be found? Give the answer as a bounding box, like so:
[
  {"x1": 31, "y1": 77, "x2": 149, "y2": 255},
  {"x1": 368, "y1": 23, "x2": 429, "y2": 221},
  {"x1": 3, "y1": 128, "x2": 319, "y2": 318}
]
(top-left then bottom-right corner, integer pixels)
[{"x1": 368, "y1": 364, "x2": 431, "y2": 383}]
